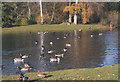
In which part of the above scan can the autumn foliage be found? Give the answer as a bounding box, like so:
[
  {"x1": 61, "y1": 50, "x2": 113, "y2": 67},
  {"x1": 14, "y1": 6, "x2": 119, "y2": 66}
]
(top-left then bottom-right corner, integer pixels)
[
  {"x1": 63, "y1": 2, "x2": 88, "y2": 24},
  {"x1": 2, "y1": 2, "x2": 119, "y2": 27}
]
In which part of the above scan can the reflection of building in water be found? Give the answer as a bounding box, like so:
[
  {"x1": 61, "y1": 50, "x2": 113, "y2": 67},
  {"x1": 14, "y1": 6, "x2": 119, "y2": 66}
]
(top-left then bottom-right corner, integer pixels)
[{"x1": 103, "y1": 31, "x2": 118, "y2": 66}]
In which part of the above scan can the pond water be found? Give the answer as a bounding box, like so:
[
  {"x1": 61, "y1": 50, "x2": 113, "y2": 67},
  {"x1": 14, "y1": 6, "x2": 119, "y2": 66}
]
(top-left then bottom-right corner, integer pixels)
[{"x1": 2, "y1": 29, "x2": 119, "y2": 75}]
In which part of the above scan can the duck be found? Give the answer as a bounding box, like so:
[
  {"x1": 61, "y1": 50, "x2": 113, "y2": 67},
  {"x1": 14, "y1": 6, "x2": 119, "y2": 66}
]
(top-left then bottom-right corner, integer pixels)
[
  {"x1": 50, "y1": 57, "x2": 60, "y2": 62},
  {"x1": 99, "y1": 33, "x2": 102, "y2": 36},
  {"x1": 55, "y1": 53, "x2": 64, "y2": 58},
  {"x1": 48, "y1": 50, "x2": 54, "y2": 54},
  {"x1": 66, "y1": 43, "x2": 71, "y2": 47},
  {"x1": 14, "y1": 58, "x2": 24, "y2": 63},
  {"x1": 37, "y1": 70, "x2": 48, "y2": 78},
  {"x1": 17, "y1": 67, "x2": 32, "y2": 72}
]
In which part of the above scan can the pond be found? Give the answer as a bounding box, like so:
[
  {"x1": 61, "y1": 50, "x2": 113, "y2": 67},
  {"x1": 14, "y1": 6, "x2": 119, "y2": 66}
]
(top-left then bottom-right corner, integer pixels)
[{"x1": 2, "y1": 29, "x2": 119, "y2": 75}]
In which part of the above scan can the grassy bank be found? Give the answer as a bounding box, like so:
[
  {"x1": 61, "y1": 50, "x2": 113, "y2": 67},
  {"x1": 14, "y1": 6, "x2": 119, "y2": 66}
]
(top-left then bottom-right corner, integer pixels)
[
  {"x1": 2, "y1": 64, "x2": 118, "y2": 80},
  {"x1": 2, "y1": 24, "x2": 108, "y2": 34}
]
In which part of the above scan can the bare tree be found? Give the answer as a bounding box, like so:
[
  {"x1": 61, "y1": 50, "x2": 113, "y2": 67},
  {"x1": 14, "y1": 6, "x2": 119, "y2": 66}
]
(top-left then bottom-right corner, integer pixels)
[
  {"x1": 27, "y1": 2, "x2": 31, "y2": 19},
  {"x1": 74, "y1": 0, "x2": 78, "y2": 24},
  {"x1": 39, "y1": 0, "x2": 43, "y2": 24},
  {"x1": 51, "y1": 2, "x2": 56, "y2": 23}
]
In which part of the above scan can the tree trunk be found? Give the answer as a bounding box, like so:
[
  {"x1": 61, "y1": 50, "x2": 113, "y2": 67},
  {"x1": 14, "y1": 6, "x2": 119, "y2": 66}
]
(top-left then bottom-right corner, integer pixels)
[
  {"x1": 69, "y1": 1, "x2": 72, "y2": 23},
  {"x1": 39, "y1": 0, "x2": 43, "y2": 24},
  {"x1": 27, "y1": 2, "x2": 31, "y2": 19},
  {"x1": 74, "y1": 0, "x2": 78, "y2": 24},
  {"x1": 51, "y1": 2, "x2": 56, "y2": 23}
]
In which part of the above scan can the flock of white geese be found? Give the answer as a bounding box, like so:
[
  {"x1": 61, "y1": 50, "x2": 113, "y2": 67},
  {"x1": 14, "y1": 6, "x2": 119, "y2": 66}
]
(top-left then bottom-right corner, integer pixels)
[{"x1": 13, "y1": 28, "x2": 103, "y2": 80}]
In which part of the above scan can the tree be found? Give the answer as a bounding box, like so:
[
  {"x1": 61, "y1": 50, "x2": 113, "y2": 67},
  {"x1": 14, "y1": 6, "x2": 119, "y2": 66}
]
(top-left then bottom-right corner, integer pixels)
[
  {"x1": 63, "y1": 2, "x2": 88, "y2": 24},
  {"x1": 51, "y1": 2, "x2": 56, "y2": 23},
  {"x1": 39, "y1": 0, "x2": 43, "y2": 24},
  {"x1": 69, "y1": 1, "x2": 72, "y2": 23},
  {"x1": 2, "y1": 3, "x2": 18, "y2": 27}
]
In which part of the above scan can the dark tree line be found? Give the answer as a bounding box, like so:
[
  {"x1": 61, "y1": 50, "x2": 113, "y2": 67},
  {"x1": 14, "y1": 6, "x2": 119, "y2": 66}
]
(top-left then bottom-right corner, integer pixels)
[{"x1": 2, "y1": 2, "x2": 119, "y2": 27}]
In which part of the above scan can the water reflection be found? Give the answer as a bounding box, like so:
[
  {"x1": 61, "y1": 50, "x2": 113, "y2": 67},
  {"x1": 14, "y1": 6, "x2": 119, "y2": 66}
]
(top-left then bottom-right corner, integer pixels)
[
  {"x1": 2, "y1": 30, "x2": 119, "y2": 75},
  {"x1": 103, "y1": 30, "x2": 118, "y2": 66}
]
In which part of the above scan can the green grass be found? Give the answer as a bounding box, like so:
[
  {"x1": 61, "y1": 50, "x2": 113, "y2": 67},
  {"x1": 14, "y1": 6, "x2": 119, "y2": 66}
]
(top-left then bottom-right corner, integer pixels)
[
  {"x1": 2, "y1": 24, "x2": 108, "y2": 34},
  {"x1": 2, "y1": 64, "x2": 118, "y2": 80}
]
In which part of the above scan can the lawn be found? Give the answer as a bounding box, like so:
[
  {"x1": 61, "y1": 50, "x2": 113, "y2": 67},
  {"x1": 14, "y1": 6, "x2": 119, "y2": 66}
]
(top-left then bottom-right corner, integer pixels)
[
  {"x1": 2, "y1": 64, "x2": 118, "y2": 81},
  {"x1": 2, "y1": 24, "x2": 108, "y2": 34}
]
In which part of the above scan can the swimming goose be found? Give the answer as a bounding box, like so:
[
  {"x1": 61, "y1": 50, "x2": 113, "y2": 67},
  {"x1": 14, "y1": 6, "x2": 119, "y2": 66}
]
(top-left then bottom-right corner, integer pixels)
[
  {"x1": 35, "y1": 41, "x2": 38, "y2": 45},
  {"x1": 63, "y1": 48, "x2": 67, "y2": 52},
  {"x1": 50, "y1": 57, "x2": 60, "y2": 62},
  {"x1": 48, "y1": 50, "x2": 54, "y2": 54},
  {"x1": 66, "y1": 43, "x2": 71, "y2": 47},
  {"x1": 50, "y1": 41, "x2": 53, "y2": 45},
  {"x1": 24, "y1": 63, "x2": 31, "y2": 68},
  {"x1": 22, "y1": 55, "x2": 29, "y2": 59},
  {"x1": 64, "y1": 36, "x2": 67, "y2": 38},
  {"x1": 55, "y1": 53, "x2": 64, "y2": 58},
  {"x1": 57, "y1": 37, "x2": 59, "y2": 40},
  {"x1": 37, "y1": 71, "x2": 48, "y2": 78},
  {"x1": 20, "y1": 53, "x2": 29, "y2": 59},
  {"x1": 17, "y1": 67, "x2": 32, "y2": 72},
  {"x1": 99, "y1": 33, "x2": 102, "y2": 36},
  {"x1": 41, "y1": 46, "x2": 45, "y2": 51},
  {"x1": 91, "y1": 34, "x2": 93, "y2": 37},
  {"x1": 14, "y1": 58, "x2": 24, "y2": 63}
]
